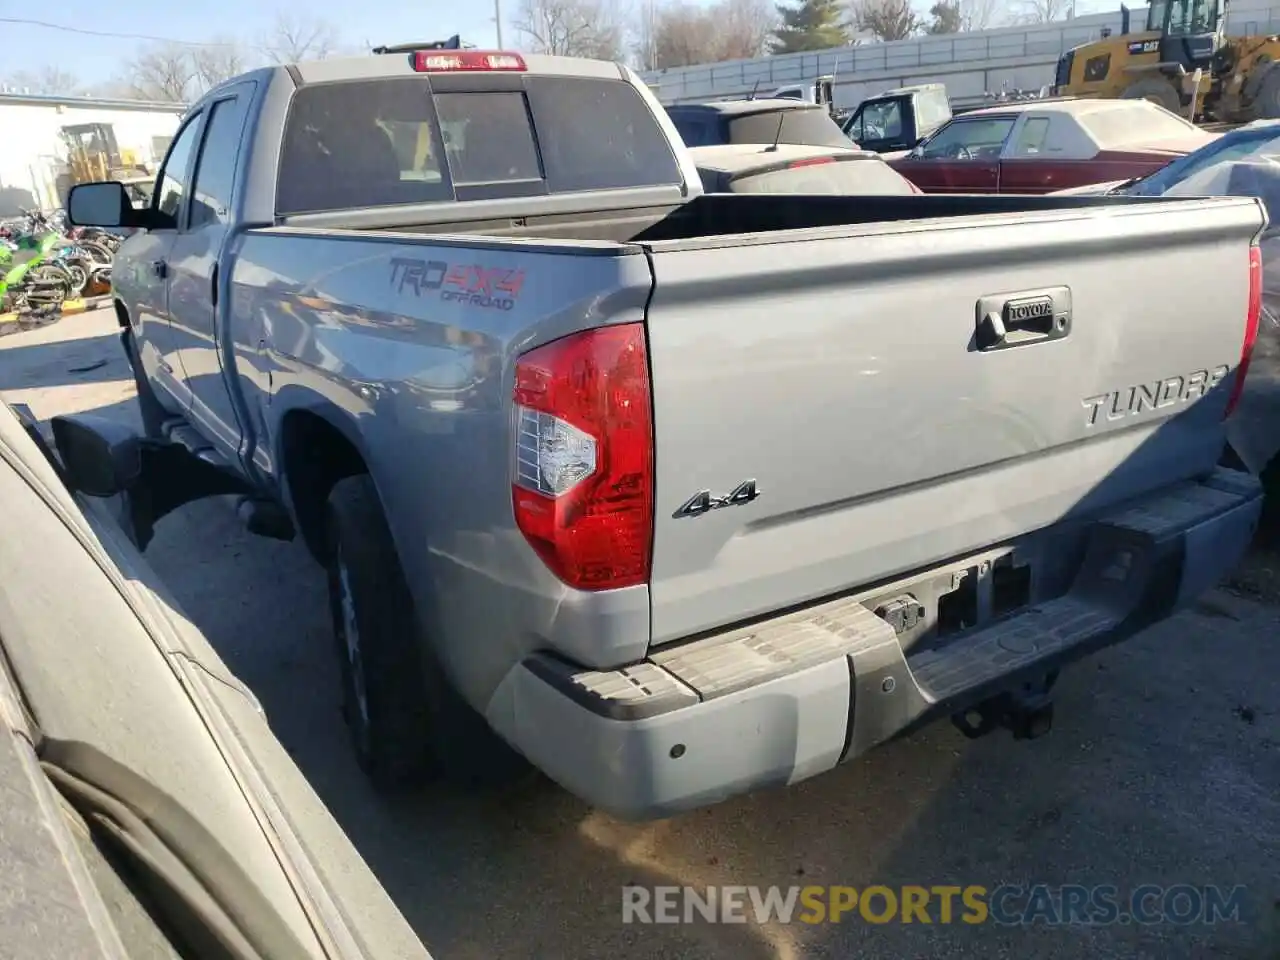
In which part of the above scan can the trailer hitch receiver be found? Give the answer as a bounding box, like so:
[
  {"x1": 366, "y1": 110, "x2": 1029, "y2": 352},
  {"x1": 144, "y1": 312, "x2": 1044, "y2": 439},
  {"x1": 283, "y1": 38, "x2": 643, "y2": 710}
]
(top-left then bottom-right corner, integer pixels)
[{"x1": 952, "y1": 681, "x2": 1056, "y2": 742}]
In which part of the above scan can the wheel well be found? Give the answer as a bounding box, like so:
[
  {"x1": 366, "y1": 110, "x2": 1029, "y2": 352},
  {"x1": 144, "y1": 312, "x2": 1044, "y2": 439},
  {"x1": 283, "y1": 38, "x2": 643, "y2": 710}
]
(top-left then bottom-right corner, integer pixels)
[{"x1": 279, "y1": 410, "x2": 368, "y2": 562}]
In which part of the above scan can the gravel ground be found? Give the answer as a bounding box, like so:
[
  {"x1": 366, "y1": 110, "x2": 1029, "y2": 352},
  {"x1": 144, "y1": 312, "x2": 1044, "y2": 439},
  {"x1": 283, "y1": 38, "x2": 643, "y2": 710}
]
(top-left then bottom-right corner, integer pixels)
[{"x1": 3, "y1": 308, "x2": 1278, "y2": 960}]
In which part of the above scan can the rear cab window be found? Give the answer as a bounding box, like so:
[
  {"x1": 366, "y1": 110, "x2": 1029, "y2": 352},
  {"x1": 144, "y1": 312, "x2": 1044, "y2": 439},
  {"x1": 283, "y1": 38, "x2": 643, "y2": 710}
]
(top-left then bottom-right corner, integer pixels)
[
  {"x1": 276, "y1": 75, "x2": 684, "y2": 215},
  {"x1": 726, "y1": 110, "x2": 851, "y2": 148},
  {"x1": 667, "y1": 106, "x2": 850, "y2": 149}
]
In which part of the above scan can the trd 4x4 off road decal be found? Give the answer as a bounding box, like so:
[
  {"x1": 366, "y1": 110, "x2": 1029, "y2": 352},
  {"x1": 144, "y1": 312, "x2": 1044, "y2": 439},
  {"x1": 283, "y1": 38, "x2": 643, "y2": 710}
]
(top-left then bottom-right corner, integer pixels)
[{"x1": 390, "y1": 256, "x2": 526, "y2": 311}]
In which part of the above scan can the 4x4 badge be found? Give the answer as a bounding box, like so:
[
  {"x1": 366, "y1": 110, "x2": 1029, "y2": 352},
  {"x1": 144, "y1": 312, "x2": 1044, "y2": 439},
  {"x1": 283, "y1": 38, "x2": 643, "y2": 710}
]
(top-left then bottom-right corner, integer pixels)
[{"x1": 674, "y1": 480, "x2": 761, "y2": 518}]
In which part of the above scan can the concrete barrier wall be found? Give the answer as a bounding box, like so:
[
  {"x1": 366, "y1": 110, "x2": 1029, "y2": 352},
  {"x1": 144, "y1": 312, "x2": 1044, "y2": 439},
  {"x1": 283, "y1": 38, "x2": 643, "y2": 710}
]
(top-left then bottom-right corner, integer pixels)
[{"x1": 642, "y1": 1, "x2": 1280, "y2": 107}]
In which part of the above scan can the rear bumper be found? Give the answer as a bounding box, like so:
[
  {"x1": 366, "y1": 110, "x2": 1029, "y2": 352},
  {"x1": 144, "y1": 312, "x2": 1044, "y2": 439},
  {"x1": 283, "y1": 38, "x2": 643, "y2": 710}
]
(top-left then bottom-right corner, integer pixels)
[{"x1": 485, "y1": 468, "x2": 1261, "y2": 820}]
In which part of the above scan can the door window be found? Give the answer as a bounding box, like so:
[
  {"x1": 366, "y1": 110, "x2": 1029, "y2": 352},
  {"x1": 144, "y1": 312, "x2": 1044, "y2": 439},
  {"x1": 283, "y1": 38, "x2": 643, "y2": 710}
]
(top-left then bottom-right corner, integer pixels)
[
  {"x1": 189, "y1": 97, "x2": 248, "y2": 228},
  {"x1": 153, "y1": 116, "x2": 202, "y2": 221},
  {"x1": 920, "y1": 118, "x2": 1016, "y2": 160},
  {"x1": 1010, "y1": 117, "x2": 1051, "y2": 156},
  {"x1": 858, "y1": 100, "x2": 904, "y2": 142}
]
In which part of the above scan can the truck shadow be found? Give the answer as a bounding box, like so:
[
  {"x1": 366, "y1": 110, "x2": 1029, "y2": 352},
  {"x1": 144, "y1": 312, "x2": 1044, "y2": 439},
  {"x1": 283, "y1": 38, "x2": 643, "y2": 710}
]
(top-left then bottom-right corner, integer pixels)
[
  {"x1": 0, "y1": 330, "x2": 131, "y2": 391},
  {"x1": 138, "y1": 368, "x2": 1278, "y2": 960}
]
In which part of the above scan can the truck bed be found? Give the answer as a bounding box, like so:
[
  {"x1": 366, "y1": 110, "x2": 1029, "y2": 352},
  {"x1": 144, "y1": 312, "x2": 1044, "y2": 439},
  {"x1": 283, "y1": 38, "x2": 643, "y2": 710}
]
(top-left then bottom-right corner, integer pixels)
[
  {"x1": 233, "y1": 191, "x2": 1262, "y2": 692},
  {"x1": 301, "y1": 191, "x2": 1179, "y2": 245}
]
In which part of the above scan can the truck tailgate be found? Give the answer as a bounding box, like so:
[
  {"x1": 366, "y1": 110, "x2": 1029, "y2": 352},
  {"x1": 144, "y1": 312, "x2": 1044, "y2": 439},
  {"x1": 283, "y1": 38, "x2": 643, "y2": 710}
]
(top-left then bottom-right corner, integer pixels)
[{"x1": 642, "y1": 197, "x2": 1263, "y2": 644}]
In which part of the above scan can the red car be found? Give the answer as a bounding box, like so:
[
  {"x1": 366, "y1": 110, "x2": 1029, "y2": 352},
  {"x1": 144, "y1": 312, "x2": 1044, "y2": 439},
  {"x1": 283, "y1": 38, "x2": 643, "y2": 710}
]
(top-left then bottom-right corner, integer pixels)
[{"x1": 888, "y1": 98, "x2": 1216, "y2": 194}]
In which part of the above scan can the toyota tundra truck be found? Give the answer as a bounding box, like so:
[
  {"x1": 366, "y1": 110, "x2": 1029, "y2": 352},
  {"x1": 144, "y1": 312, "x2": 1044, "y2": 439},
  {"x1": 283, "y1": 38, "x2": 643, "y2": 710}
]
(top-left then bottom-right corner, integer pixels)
[{"x1": 58, "y1": 45, "x2": 1266, "y2": 820}]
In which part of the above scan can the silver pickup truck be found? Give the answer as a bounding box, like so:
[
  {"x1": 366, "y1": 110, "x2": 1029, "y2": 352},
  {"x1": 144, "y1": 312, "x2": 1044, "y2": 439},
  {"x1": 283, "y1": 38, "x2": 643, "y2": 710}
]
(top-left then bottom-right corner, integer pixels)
[{"x1": 61, "y1": 47, "x2": 1266, "y2": 820}]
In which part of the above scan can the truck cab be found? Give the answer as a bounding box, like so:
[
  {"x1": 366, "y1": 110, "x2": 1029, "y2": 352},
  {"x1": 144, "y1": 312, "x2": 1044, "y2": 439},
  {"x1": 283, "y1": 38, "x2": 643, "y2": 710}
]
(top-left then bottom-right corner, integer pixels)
[
  {"x1": 769, "y1": 77, "x2": 835, "y2": 109},
  {"x1": 841, "y1": 83, "x2": 953, "y2": 153}
]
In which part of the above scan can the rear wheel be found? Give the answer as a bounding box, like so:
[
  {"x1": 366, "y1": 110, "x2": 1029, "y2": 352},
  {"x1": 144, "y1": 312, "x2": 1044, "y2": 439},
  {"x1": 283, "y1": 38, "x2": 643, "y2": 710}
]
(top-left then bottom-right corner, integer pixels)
[
  {"x1": 81, "y1": 240, "x2": 115, "y2": 265},
  {"x1": 62, "y1": 261, "x2": 87, "y2": 298},
  {"x1": 1122, "y1": 77, "x2": 1182, "y2": 113},
  {"x1": 1251, "y1": 63, "x2": 1280, "y2": 119},
  {"x1": 25, "y1": 265, "x2": 70, "y2": 306},
  {"x1": 324, "y1": 474, "x2": 528, "y2": 790}
]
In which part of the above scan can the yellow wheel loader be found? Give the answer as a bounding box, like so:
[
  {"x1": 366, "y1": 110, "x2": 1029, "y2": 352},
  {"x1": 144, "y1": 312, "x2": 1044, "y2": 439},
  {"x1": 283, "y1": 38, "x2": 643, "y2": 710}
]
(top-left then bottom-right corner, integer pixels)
[{"x1": 1052, "y1": 0, "x2": 1280, "y2": 123}]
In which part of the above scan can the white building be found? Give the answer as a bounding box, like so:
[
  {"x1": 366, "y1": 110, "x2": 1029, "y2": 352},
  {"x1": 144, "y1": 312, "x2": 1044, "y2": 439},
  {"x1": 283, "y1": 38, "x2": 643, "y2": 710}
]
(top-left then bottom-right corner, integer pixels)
[{"x1": 0, "y1": 93, "x2": 184, "y2": 216}]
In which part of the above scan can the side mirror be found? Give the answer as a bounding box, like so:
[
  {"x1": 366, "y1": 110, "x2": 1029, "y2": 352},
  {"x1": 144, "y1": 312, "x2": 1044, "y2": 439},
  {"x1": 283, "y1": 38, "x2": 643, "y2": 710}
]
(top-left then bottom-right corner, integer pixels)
[
  {"x1": 50, "y1": 414, "x2": 143, "y2": 497},
  {"x1": 67, "y1": 181, "x2": 140, "y2": 229}
]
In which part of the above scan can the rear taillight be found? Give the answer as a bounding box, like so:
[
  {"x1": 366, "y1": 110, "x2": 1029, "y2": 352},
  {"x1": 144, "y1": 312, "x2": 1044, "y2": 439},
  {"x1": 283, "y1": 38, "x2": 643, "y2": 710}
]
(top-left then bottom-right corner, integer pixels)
[
  {"x1": 512, "y1": 323, "x2": 654, "y2": 590},
  {"x1": 1225, "y1": 244, "x2": 1262, "y2": 419}
]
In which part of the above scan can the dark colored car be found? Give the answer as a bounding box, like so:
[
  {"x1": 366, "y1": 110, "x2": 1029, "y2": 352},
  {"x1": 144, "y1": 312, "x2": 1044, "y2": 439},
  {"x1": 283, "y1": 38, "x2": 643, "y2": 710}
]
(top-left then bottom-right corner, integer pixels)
[{"x1": 665, "y1": 99, "x2": 853, "y2": 149}]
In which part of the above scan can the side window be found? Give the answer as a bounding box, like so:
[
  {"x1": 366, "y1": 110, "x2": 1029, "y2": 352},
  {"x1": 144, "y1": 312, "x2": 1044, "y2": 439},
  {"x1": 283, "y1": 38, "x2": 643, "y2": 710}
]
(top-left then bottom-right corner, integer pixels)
[
  {"x1": 845, "y1": 111, "x2": 863, "y2": 142},
  {"x1": 189, "y1": 97, "x2": 248, "y2": 228},
  {"x1": 1010, "y1": 117, "x2": 1051, "y2": 157},
  {"x1": 920, "y1": 118, "x2": 1016, "y2": 161},
  {"x1": 1084, "y1": 53, "x2": 1111, "y2": 82},
  {"x1": 862, "y1": 101, "x2": 903, "y2": 141},
  {"x1": 1153, "y1": 136, "x2": 1276, "y2": 192},
  {"x1": 153, "y1": 115, "x2": 203, "y2": 221},
  {"x1": 675, "y1": 118, "x2": 713, "y2": 147}
]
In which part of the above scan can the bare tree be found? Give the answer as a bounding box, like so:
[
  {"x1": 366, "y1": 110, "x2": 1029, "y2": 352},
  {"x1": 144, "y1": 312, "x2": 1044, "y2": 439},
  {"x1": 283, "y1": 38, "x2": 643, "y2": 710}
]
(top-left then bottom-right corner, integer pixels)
[
  {"x1": 927, "y1": 0, "x2": 964, "y2": 32},
  {"x1": 119, "y1": 43, "x2": 200, "y2": 102},
  {"x1": 1012, "y1": 0, "x2": 1069, "y2": 23},
  {"x1": 851, "y1": 0, "x2": 921, "y2": 40},
  {"x1": 514, "y1": 0, "x2": 629, "y2": 59},
  {"x1": 2, "y1": 66, "x2": 82, "y2": 95},
  {"x1": 721, "y1": 0, "x2": 778, "y2": 59},
  {"x1": 647, "y1": 0, "x2": 775, "y2": 68},
  {"x1": 259, "y1": 12, "x2": 342, "y2": 63},
  {"x1": 191, "y1": 37, "x2": 252, "y2": 91},
  {"x1": 959, "y1": 0, "x2": 1004, "y2": 29},
  {"x1": 652, "y1": 2, "x2": 721, "y2": 67}
]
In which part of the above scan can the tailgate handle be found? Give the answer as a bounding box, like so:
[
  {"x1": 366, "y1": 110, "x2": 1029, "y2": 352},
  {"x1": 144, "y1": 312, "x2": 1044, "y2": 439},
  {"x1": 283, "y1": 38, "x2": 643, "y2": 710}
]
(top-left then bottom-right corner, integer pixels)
[{"x1": 975, "y1": 287, "x2": 1071, "y2": 352}]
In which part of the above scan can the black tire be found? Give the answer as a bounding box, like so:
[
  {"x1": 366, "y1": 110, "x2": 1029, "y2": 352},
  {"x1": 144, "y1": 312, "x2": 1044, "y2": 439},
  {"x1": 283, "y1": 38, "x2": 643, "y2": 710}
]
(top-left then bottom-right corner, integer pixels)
[
  {"x1": 1251, "y1": 63, "x2": 1280, "y2": 120},
  {"x1": 1122, "y1": 77, "x2": 1182, "y2": 114},
  {"x1": 62, "y1": 260, "x2": 88, "y2": 298},
  {"x1": 81, "y1": 240, "x2": 115, "y2": 265},
  {"x1": 1259, "y1": 453, "x2": 1280, "y2": 542},
  {"x1": 28, "y1": 265, "x2": 70, "y2": 305},
  {"x1": 324, "y1": 474, "x2": 528, "y2": 790}
]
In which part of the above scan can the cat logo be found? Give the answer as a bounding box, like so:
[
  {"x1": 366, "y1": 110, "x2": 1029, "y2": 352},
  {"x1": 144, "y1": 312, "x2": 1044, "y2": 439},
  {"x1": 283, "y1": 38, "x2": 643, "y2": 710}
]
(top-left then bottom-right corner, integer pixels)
[{"x1": 1127, "y1": 40, "x2": 1161, "y2": 54}]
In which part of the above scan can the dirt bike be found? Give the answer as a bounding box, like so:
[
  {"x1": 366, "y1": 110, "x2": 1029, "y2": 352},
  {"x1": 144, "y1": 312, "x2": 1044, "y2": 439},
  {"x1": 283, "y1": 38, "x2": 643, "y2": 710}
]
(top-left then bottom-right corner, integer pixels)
[
  {"x1": 0, "y1": 232, "x2": 72, "y2": 313},
  {"x1": 48, "y1": 239, "x2": 112, "y2": 298}
]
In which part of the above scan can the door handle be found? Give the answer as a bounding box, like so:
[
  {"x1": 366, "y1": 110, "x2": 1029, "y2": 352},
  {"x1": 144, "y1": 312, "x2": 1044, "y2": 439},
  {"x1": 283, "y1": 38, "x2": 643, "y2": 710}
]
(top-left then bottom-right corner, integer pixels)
[
  {"x1": 151, "y1": 259, "x2": 167, "y2": 279},
  {"x1": 974, "y1": 286, "x2": 1071, "y2": 352}
]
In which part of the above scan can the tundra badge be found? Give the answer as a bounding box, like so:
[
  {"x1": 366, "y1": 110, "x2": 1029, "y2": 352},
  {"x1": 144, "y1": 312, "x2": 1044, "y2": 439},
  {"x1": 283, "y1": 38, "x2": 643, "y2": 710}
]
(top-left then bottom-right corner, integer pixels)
[{"x1": 1082, "y1": 365, "x2": 1231, "y2": 426}]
